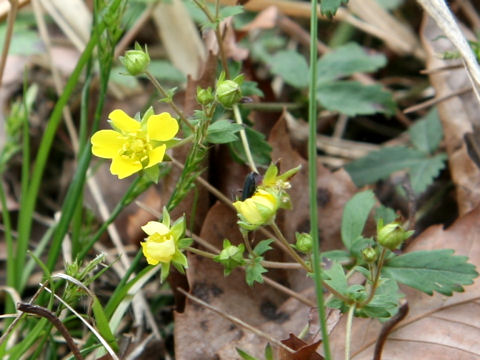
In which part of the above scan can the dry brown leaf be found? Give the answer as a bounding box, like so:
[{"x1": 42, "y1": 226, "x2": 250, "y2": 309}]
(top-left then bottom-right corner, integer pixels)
[
  {"x1": 205, "y1": 18, "x2": 249, "y2": 62},
  {"x1": 239, "y1": 6, "x2": 279, "y2": 32},
  {"x1": 153, "y1": 0, "x2": 206, "y2": 77},
  {"x1": 421, "y1": 14, "x2": 480, "y2": 215},
  {"x1": 329, "y1": 204, "x2": 480, "y2": 359},
  {"x1": 278, "y1": 334, "x2": 323, "y2": 360}
]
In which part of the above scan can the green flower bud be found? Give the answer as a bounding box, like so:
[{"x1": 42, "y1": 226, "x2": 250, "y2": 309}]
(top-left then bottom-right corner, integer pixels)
[
  {"x1": 377, "y1": 220, "x2": 414, "y2": 250},
  {"x1": 295, "y1": 232, "x2": 313, "y2": 253},
  {"x1": 120, "y1": 43, "x2": 150, "y2": 76},
  {"x1": 197, "y1": 86, "x2": 214, "y2": 105},
  {"x1": 362, "y1": 247, "x2": 378, "y2": 263},
  {"x1": 216, "y1": 74, "x2": 244, "y2": 108},
  {"x1": 213, "y1": 239, "x2": 246, "y2": 275}
]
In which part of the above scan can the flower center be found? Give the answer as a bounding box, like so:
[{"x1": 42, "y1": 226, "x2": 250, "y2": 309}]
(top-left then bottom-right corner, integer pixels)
[{"x1": 119, "y1": 132, "x2": 152, "y2": 166}]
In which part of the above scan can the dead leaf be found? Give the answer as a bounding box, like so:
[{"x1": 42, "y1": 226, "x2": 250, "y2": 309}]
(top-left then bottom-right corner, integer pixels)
[
  {"x1": 278, "y1": 334, "x2": 323, "y2": 360},
  {"x1": 421, "y1": 14, "x2": 480, "y2": 214},
  {"x1": 239, "y1": 6, "x2": 279, "y2": 32},
  {"x1": 153, "y1": 0, "x2": 206, "y2": 77},
  {"x1": 205, "y1": 18, "x2": 249, "y2": 62},
  {"x1": 329, "y1": 204, "x2": 480, "y2": 359}
]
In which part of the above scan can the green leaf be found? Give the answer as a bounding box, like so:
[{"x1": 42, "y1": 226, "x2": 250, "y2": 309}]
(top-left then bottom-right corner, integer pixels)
[
  {"x1": 374, "y1": 205, "x2": 397, "y2": 225},
  {"x1": 142, "y1": 165, "x2": 160, "y2": 183},
  {"x1": 382, "y1": 249, "x2": 478, "y2": 296},
  {"x1": 320, "y1": 0, "x2": 349, "y2": 17},
  {"x1": 206, "y1": 120, "x2": 243, "y2": 144},
  {"x1": 268, "y1": 50, "x2": 309, "y2": 89},
  {"x1": 264, "y1": 343, "x2": 273, "y2": 360},
  {"x1": 376, "y1": 0, "x2": 405, "y2": 10},
  {"x1": 253, "y1": 239, "x2": 274, "y2": 256},
  {"x1": 148, "y1": 60, "x2": 186, "y2": 83},
  {"x1": 219, "y1": 5, "x2": 244, "y2": 19},
  {"x1": 236, "y1": 348, "x2": 260, "y2": 360},
  {"x1": 357, "y1": 277, "x2": 402, "y2": 319},
  {"x1": 241, "y1": 80, "x2": 264, "y2": 97},
  {"x1": 245, "y1": 257, "x2": 267, "y2": 286},
  {"x1": 317, "y1": 81, "x2": 396, "y2": 116},
  {"x1": 323, "y1": 262, "x2": 349, "y2": 295},
  {"x1": 92, "y1": 297, "x2": 119, "y2": 351},
  {"x1": 322, "y1": 250, "x2": 352, "y2": 263},
  {"x1": 341, "y1": 190, "x2": 376, "y2": 250},
  {"x1": 409, "y1": 108, "x2": 443, "y2": 154},
  {"x1": 344, "y1": 146, "x2": 425, "y2": 187},
  {"x1": 408, "y1": 154, "x2": 447, "y2": 194},
  {"x1": 317, "y1": 43, "x2": 387, "y2": 82},
  {"x1": 229, "y1": 126, "x2": 272, "y2": 166}
]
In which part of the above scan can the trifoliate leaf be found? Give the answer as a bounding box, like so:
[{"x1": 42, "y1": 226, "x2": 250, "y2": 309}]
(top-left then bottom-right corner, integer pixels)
[
  {"x1": 317, "y1": 81, "x2": 396, "y2": 116},
  {"x1": 253, "y1": 239, "x2": 274, "y2": 256},
  {"x1": 382, "y1": 249, "x2": 478, "y2": 296},
  {"x1": 341, "y1": 190, "x2": 376, "y2": 250},
  {"x1": 206, "y1": 120, "x2": 243, "y2": 144},
  {"x1": 268, "y1": 50, "x2": 309, "y2": 89},
  {"x1": 317, "y1": 43, "x2": 387, "y2": 82},
  {"x1": 408, "y1": 154, "x2": 447, "y2": 194},
  {"x1": 409, "y1": 108, "x2": 443, "y2": 155},
  {"x1": 320, "y1": 0, "x2": 349, "y2": 17},
  {"x1": 344, "y1": 146, "x2": 425, "y2": 187}
]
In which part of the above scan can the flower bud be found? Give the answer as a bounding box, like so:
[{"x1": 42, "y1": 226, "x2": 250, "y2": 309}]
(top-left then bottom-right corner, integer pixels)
[
  {"x1": 233, "y1": 189, "x2": 279, "y2": 230},
  {"x1": 295, "y1": 232, "x2": 313, "y2": 253},
  {"x1": 216, "y1": 74, "x2": 244, "y2": 108},
  {"x1": 120, "y1": 43, "x2": 150, "y2": 76},
  {"x1": 377, "y1": 221, "x2": 413, "y2": 250},
  {"x1": 362, "y1": 247, "x2": 378, "y2": 263},
  {"x1": 214, "y1": 239, "x2": 245, "y2": 275},
  {"x1": 197, "y1": 86, "x2": 214, "y2": 105}
]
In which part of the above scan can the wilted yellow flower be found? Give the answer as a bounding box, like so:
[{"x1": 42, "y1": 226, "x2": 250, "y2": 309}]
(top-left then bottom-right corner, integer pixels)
[
  {"x1": 141, "y1": 221, "x2": 176, "y2": 265},
  {"x1": 233, "y1": 189, "x2": 279, "y2": 229},
  {"x1": 91, "y1": 109, "x2": 178, "y2": 179}
]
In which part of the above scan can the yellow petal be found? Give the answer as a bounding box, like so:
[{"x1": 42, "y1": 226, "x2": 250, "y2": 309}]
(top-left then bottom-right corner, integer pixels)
[
  {"x1": 91, "y1": 130, "x2": 124, "y2": 158},
  {"x1": 147, "y1": 113, "x2": 179, "y2": 141},
  {"x1": 109, "y1": 109, "x2": 140, "y2": 133},
  {"x1": 141, "y1": 238, "x2": 175, "y2": 265},
  {"x1": 146, "y1": 145, "x2": 166, "y2": 168},
  {"x1": 110, "y1": 156, "x2": 142, "y2": 179},
  {"x1": 141, "y1": 221, "x2": 170, "y2": 236}
]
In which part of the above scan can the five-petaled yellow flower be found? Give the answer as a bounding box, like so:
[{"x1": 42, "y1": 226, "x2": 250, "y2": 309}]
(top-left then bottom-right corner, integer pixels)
[
  {"x1": 91, "y1": 109, "x2": 179, "y2": 179},
  {"x1": 141, "y1": 221, "x2": 176, "y2": 265},
  {"x1": 233, "y1": 189, "x2": 279, "y2": 229}
]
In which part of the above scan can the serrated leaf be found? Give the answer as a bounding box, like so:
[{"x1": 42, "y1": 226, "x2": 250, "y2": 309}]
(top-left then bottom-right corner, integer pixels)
[
  {"x1": 409, "y1": 154, "x2": 447, "y2": 194},
  {"x1": 245, "y1": 257, "x2": 267, "y2": 286},
  {"x1": 324, "y1": 262, "x2": 349, "y2": 295},
  {"x1": 344, "y1": 146, "x2": 425, "y2": 187},
  {"x1": 229, "y1": 126, "x2": 272, "y2": 166},
  {"x1": 253, "y1": 239, "x2": 274, "y2": 256},
  {"x1": 382, "y1": 249, "x2": 478, "y2": 296},
  {"x1": 206, "y1": 120, "x2": 243, "y2": 144},
  {"x1": 317, "y1": 43, "x2": 387, "y2": 82},
  {"x1": 268, "y1": 50, "x2": 309, "y2": 89},
  {"x1": 409, "y1": 108, "x2": 443, "y2": 154},
  {"x1": 317, "y1": 81, "x2": 396, "y2": 116},
  {"x1": 320, "y1": 0, "x2": 349, "y2": 17},
  {"x1": 341, "y1": 190, "x2": 376, "y2": 250}
]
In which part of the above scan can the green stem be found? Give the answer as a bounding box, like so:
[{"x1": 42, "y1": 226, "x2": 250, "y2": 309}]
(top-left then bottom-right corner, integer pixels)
[
  {"x1": 345, "y1": 304, "x2": 356, "y2": 360},
  {"x1": 270, "y1": 222, "x2": 311, "y2": 272},
  {"x1": 358, "y1": 248, "x2": 387, "y2": 308},
  {"x1": 232, "y1": 104, "x2": 258, "y2": 173},
  {"x1": 186, "y1": 246, "x2": 216, "y2": 259},
  {"x1": 144, "y1": 70, "x2": 195, "y2": 133},
  {"x1": 308, "y1": 0, "x2": 331, "y2": 358}
]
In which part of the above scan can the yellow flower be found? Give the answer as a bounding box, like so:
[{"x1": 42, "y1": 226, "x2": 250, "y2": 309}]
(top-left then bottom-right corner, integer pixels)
[
  {"x1": 141, "y1": 221, "x2": 176, "y2": 265},
  {"x1": 91, "y1": 109, "x2": 179, "y2": 179},
  {"x1": 233, "y1": 189, "x2": 279, "y2": 229}
]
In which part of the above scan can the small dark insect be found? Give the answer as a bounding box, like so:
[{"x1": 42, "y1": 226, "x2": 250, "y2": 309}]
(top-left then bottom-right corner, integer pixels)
[{"x1": 241, "y1": 172, "x2": 262, "y2": 200}]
